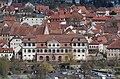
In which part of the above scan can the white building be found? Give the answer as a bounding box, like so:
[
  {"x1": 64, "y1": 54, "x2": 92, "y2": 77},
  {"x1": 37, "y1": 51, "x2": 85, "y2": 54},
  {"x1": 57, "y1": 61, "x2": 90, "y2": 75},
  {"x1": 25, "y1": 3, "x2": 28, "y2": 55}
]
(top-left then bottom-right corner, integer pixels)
[
  {"x1": 22, "y1": 36, "x2": 36, "y2": 60},
  {"x1": 0, "y1": 48, "x2": 13, "y2": 60},
  {"x1": 10, "y1": 36, "x2": 22, "y2": 59},
  {"x1": 21, "y1": 17, "x2": 44, "y2": 26}
]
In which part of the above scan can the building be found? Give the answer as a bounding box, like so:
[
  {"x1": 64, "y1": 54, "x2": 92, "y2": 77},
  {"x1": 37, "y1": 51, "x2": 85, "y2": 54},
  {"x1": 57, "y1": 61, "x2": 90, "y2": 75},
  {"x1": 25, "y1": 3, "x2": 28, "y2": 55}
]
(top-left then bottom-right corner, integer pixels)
[
  {"x1": 21, "y1": 17, "x2": 44, "y2": 26},
  {"x1": 0, "y1": 48, "x2": 13, "y2": 60},
  {"x1": 107, "y1": 39, "x2": 120, "y2": 60},
  {"x1": 22, "y1": 35, "x2": 88, "y2": 61}
]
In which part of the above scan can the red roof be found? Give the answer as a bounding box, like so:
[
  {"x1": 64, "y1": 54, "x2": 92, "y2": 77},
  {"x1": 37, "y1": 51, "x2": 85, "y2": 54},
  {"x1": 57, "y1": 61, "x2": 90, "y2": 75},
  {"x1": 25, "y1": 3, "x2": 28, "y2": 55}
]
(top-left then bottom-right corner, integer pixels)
[
  {"x1": 89, "y1": 40, "x2": 100, "y2": 45},
  {"x1": 0, "y1": 48, "x2": 13, "y2": 53},
  {"x1": 107, "y1": 39, "x2": 120, "y2": 49}
]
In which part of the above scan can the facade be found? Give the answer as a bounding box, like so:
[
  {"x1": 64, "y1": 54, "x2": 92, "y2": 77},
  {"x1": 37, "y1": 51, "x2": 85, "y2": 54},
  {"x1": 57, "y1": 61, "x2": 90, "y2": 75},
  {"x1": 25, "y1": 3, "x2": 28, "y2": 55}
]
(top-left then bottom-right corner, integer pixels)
[
  {"x1": 0, "y1": 48, "x2": 13, "y2": 60},
  {"x1": 22, "y1": 35, "x2": 88, "y2": 61},
  {"x1": 107, "y1": 39, "x2": 120, "y2": 60},
  {"x1": 21, "y1": 17, "x2": 44, "y2": 26},
  {"x1": 9, "y1": 36, "x2": 22, "y2": 58}
]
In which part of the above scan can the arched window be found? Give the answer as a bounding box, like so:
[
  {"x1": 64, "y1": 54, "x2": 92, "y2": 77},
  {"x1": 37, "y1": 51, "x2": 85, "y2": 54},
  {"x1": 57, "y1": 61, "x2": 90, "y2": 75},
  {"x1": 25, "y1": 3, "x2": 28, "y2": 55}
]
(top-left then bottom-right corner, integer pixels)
[
  {"x1": 58, "y1": 56, "x2": 62, "y2": 62},
  {"x1": 52, "y1": 55, "x2": 56, "y2": 60},
  {"x1": 39, "y1": 56, "x2": 43, "y2": 60},
  {"x1": 46, "y1": 56, "x2": 49, "y2": 61}
]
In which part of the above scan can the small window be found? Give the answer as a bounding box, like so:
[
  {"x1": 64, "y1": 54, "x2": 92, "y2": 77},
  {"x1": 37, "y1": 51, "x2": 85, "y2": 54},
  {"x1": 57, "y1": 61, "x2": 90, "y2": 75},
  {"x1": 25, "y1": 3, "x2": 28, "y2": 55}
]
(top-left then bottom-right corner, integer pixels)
[
  {"x1": 29, "y1": 55, "x2": 30, "y2": 57},
  {"x1": 28, "y1": 43, "x2": 31, "y2": 46},
  {"x1": 64, "y1": 44, "x2": 67, "y2": 46},
  {"x1": 61, "y1": 49, "x2": 64, "y2": 52},
  {"x1": 28, "y1": 38, "x2": 30, "y2": 41},
  {"x1": 57, "y1": 49, "x2": 59, "y2": 52},
  {"x1": 73, "y1": 43, "x2": 76, "y2": 46},
  {"x1": 82, "y1": 49, "x2": 85, "y2": 52},
  {"x1": 40, "y1": 49, "x2": 43, "y2": 52},
  {"x1": 48, "y1": 44, "x2": 51, "y2": 46},
  {"x1": 24, "y1": 55, "x2": 26, "y2": 56},
  {"x1": 78, "y1": 38, "x2": 80, "y2": 41},
  {"x1": 78, "y1": 49, "x2": 80, "y2": 52},
  {"x1": 65, "y1": 49, "x2": 68, "y2": 53},
  {"x1": 78, "y1": 43, "x2": 80, "y2": 46},
  {"x1": 41, "y1": 44, "x2": 43, "y2": 46},
  {"x1": 44, "y1": 49, "x2": 47, "y2": 52},
  {"x1": 24, "y1": 43, "x2": 26, "y2": 46},
  {"x1": 78, "y1": 55, "x2": 80, "y2": 56},
  {"x1": 82, "y1": 43, "x2": 85, "y2": 46},
  {"x1": 37, "y1": 49, "x2": 39, "y2": 52},
  {"x1": 53, "y1": 49, "x2": 55, "y2": 53},
  {"x1": 32, "y1": 43, "x2": 35, "y2": 46},
  {"x1": 53, "y1": 44, "x2": 55, "y2": 46},
  {"x1": 32, "y1": 49, "x2": 35, "y2": 52},
  {"x1": 57, "y1": 44, "x2": 59, "y2": 46},
  {"x1": 74, "y1": 49, "x2": 76, "y2": 52},
  {"x1": 28, "y1": 49, "x2": 31, "y2": 52}
]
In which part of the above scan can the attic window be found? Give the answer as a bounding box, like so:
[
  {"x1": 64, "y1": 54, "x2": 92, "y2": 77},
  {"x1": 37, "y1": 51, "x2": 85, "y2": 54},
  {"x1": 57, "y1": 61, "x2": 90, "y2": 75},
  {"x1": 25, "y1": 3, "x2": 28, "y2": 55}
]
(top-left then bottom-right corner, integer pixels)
[
  {"x1": 78, "y1": 38, "x2": 80, "y2": 41},
  {"x1": 28, "y1": 38, "x2": 30, "y2": 41}
]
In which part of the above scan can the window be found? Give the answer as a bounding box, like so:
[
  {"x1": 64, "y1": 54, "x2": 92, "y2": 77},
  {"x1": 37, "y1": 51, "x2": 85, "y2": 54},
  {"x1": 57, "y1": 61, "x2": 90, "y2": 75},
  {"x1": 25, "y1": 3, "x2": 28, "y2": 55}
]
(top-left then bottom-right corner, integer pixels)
[
  {"x1": 53, "y1": 44, "x2": 55, "y2": 46},
  {"x1": 64, "y1": 44, "x2": 67, "y2": 46},
  {"x1": 44, "y1": 49, "x2": 47, "y2": 52},
  {"x1": 29, "y1": 55, "x2": 31, "y2": 57},
  {"x1": 28, "y1": 49, "x2": 31, "y2": 52},
  {"x1": 24, "y1": 43, "x2": 26, "y2": 46},
  {"x1": 78, "y1": 49, "x2": 80, "y2": 52},
  {"x1": 82, "y1": 43, "x2": 85, "y2": 46},
  {"x1": 57, "y1": 44, "x2": 59, "y2": 46},
  {"x1": 28, "y1": 43, "x2": 31, "y2": 46},
  {"x1": 74, "y1": 49, "x2": 76, "y2": 52},
  {"x1": 65, "y1": 49, "x2": 68, "y2": 53},
  {"x1": 82, "y1": 49, "x2": 85, "y2": 52},
  {"x1": 61, "y1": 49, "x2": 64, "y2": 52},
  {"x1": 53, "y1": 49, "x2": 55, "y2": 53},
  {"x1": 78, "y1": 55, "x2": 80, "y2": 56},
  {"x1": 39, "y1": 56, "x2": 43, "y2": 60},
  {"x1": 32, "y1": 49, "x2": 35, "y2": 52},
  {"x1": 40, "y1": 49, "x2": 43, "y2": 52},
  {"x1": 48, "y1": 44, "x2": 51, "y2": 46},
  {"x1": 37, "y1": 49, "x2": 39, "y2": 52},
  {"x1": 73, "y1": 43, "x2": 76, "y2": 46},
  {"x1": 41, "y1": 44, "x2": 43, "y2": 46},
  {"x1": 32, "y1": 43, "x2": 35, "y2": 46},
  {"x1": 78, "y1": 43, "x2": 80, "y2": 46},
  {"x1": 57, "y1": 49, "x2": 59, "y2": 52},
  {"x1": 78, "y1": 38, "x2": 80, "y2": 41},
  {"x1": 82, "y1": 55, "x2": 84, "y2": 56},
  {"x1": 28, "y1": 38, "x2": 30, "y2": 41},
  {"x1": 24, "y1": 55, "x2": 26, "y2": 56}
]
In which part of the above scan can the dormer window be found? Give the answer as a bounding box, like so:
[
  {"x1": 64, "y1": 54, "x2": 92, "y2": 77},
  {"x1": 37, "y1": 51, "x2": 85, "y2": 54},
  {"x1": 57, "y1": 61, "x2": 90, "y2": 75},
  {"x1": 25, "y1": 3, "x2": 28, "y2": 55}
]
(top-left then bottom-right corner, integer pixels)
[
  {"x1": 41, "y1": 44, "x2": 43, "y2": 46},
  {"x1": 28, "y1": 38, "x2": 30, "y2": 41},
  {"x1": 64, "y1": 44, "x2": 67, "y2": 46}
]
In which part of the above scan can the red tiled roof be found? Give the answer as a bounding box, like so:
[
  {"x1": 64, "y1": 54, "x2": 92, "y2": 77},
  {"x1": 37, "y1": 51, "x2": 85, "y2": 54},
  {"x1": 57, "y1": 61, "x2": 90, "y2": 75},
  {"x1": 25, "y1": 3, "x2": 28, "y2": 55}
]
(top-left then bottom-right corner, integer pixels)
[
  {"x1": 89, "y1": 40, "x2": 100, "y2": 45},
  {"x1": 107, "y1": 39, "x2": 120, "y2": 49},
  {"x1": 0, "y1": 48, "x2": 13, "y2": 53}
]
